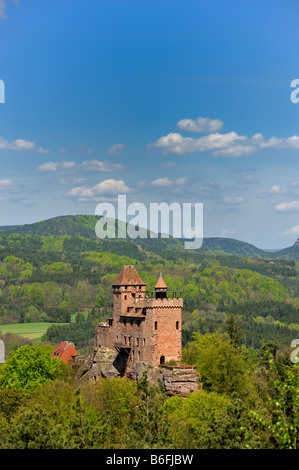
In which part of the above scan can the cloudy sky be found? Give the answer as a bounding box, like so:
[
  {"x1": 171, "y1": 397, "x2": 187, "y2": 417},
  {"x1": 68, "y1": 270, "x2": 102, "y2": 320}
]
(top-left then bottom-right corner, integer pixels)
[{"x1": 0, "y1": 0, "x2": 299, "y2": 248}]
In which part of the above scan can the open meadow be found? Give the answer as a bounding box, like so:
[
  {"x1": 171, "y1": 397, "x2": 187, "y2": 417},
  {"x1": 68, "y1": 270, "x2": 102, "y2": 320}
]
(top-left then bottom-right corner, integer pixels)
[{"x1": 0, "y1": 323, "x2": 53, "y2": 341}]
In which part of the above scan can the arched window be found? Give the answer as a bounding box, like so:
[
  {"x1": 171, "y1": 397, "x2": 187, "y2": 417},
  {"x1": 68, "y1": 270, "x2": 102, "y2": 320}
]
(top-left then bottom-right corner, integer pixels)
[{"x1": 160, "y1": 355, "x2": 165, "y2": 366}]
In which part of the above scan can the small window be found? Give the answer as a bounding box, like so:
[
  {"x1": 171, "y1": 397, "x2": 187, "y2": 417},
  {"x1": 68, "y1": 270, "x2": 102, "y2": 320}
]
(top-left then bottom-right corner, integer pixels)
[
  {"x1": 155, "y1": 321, "x2": 158, "y2": 330},
  {"x1": 124, "y1": 295, "x2": 127, "y2": 300},
  {"x1": 160, "y1": 356, "x2": 165, "y2": 366},
  {"x1": 176, "y1": 321, "x2": 179, "y2": 330},
  {"x1": 109, "y1": 319, "x2": 113, "y2": 326}
]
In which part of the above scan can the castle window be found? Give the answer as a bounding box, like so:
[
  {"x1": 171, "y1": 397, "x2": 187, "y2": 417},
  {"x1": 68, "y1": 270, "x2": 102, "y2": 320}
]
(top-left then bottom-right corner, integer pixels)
[
  {"x1": 132, "y1": 293, "x2": 135, "y2": 298},
  {"x1": 109, "y1": 319, "x2": 113, "y2": 326},
  {"x1": 143, "y1": 338, "x2": 146, "y2": 346},
  {"x1": 160, "y1": 356, "x2": 165, "y2": 366},
  {"x1": 155, "y1": 321, "x2": 158, "y2": 330},
  {"x1": 136, "y1": 337, "x2": 139, "y2": 346},
  {"x1": 138, "y1": 351, "x2": 141, "y2": 361},
  {"x1": 124, "y1": 295, "x2": 127, "y2": 300},
  {"x1": 176, "y1": 321, "x2": 179, "y2": 330}
]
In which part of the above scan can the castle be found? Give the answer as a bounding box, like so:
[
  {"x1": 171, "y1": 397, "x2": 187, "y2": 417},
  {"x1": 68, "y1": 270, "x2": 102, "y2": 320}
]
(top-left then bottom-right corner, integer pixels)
[
  {"x1": 72, "y1": 265, "x2": 199, "y2": 395},
  {"x1": 94, "y1": 265, "x2": 183, "y2": 374}
]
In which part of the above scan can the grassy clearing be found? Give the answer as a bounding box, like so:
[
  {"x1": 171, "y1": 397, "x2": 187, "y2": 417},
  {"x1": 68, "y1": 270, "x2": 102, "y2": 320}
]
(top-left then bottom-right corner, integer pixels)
[{"x1": 0, "y1": 322, "x2": 54, "y2": 340}]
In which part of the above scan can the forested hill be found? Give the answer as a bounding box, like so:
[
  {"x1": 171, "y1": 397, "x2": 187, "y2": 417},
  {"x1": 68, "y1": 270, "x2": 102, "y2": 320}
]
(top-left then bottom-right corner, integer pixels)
[{"x1": 0, "y1": 214, "x2": 298, "y2": 260}]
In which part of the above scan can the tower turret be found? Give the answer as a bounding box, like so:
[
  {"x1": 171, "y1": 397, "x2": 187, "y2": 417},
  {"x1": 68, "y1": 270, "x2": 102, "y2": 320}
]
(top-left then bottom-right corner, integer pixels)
[{"x1": 154, "y1": 272, "x2": 167, "y2": 299}]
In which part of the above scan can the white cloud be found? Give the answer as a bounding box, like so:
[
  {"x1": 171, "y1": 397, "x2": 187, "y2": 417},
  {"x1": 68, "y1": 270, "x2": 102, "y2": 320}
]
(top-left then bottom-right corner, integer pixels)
[
  {"x1": 0, "y1": 0, "x2": 18, "y2": 20},
  {"x1": 0, "y1": 178, "x2": 13, "y2": 187},
  {"x1": 177, "y1": 117, "x2": 224, "y2": 133},
  {"x1": 150, "y1": 118, "x2": 299, "y2": 157},
  {"x1": 67, "y1": 179, "x2": 134, "y2": 202},
  {"x1": 37, "y1": 159, "x2": 127, "y2": 173},
  {"x1": 0, "y1": 136, "x2": 48, "y2": 153},
  {"x1": 151, "y1": 131, "x2": 247, "y2": 156},
  {"x1": 222, "y1": 196, "x2": 244, "y2": 204},
  {"x1": 37, "y1": 161, "x2": 76, "y2": 172},
  {"x1": 80, "y1": 160, "x2": 127, "y2": 172},
  {"x1": 108, "y1": 144, "x2": 125, "y2": 155},
  {"x1": 252, "y1": 133, "x2": 299, "y2": 149},
  {"x1": 275, "y1": 200, "x2": 299, "y2": 212},
  {"x1": 283, "y1": 225, "x2": 299, "y2": 235},
  {"x1": 150, "y1": 177, "x2": 188, "y2": 187},
  {"x1": 0, "y1": 0, "x2": 7, "y2": 19},
  {"x1": 268, "y1": 185, "x2": 286, "y2": 195}
]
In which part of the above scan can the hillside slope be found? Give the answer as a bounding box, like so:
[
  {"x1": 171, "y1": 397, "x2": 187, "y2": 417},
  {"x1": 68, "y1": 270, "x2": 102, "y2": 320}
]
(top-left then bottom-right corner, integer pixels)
[{"x1": 0, "y1": 214, "x2": 298, "y2": 259}]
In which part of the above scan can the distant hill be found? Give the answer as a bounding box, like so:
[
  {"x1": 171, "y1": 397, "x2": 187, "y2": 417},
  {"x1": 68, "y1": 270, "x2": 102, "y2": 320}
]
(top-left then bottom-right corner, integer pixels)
[
  {"x1": 0, "y1": 214, "x2": 298, "y2": 259},
  {"x1": 198, "y1": 237, "x2": 265, "y2": 257}
]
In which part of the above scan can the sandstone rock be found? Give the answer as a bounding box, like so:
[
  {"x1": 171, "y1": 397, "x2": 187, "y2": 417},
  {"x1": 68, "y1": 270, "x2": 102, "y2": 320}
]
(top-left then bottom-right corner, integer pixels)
[
  {"x1": 72, "y1": 347, "x2": 120, "y2": 381},
  {"x1": 162, "y1": 368, "x2": 200, "y2": 397},
  {"x1": 71, "y1": 346, "x2": 201, "y2": 397}
]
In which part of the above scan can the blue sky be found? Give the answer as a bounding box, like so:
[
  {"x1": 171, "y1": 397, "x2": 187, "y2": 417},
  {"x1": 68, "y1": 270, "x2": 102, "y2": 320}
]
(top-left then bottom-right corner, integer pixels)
[{"x1": 0, "y1": 0, "x2": 299, "y2": 248}]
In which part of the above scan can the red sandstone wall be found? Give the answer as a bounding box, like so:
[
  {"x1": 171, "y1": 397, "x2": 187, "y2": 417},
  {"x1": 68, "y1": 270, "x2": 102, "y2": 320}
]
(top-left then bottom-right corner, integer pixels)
[{"x1": 95, "y1": 277, "x2": 183, "y2": 371}]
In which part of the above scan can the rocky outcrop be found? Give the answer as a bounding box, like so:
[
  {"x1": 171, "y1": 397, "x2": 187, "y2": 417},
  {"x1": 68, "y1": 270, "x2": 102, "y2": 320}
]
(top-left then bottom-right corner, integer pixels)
[
  {"x1": 162, "y1": 367, "x2": 201, "y2": 397},
  {"x1": 71, "y1": 347, "x2": 201, "y2": 396},
  {"x1": 72, "y1": 347, "x2": 120, "y2": 381}
]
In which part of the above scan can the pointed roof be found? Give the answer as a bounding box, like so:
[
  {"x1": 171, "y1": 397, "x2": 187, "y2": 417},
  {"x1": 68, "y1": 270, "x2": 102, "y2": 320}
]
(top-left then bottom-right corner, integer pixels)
[
  {"x1": 112, "y1": 265, "x2": 146, "y2": 286},
  {"x1": 155, "y1": 272, "x2": 167, "y2": 290}
]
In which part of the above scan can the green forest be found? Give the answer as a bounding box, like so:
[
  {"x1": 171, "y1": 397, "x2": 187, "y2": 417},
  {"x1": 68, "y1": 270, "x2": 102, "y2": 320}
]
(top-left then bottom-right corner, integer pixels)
[{"x1": 0, "y1": 217, "x2": 298, "y2": 449}]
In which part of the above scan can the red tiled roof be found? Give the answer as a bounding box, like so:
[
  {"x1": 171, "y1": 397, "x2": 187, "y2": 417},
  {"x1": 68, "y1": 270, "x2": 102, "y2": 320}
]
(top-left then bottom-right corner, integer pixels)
[
  {"x1": 112, "y1": 265, "x2": 146, "y2": 286},
  {"x1": 51, "y1": 341, "x2": 79, "y2": 364},
  {"x1": 155, "y1": 273, "x2": 167, "y2": 290}
]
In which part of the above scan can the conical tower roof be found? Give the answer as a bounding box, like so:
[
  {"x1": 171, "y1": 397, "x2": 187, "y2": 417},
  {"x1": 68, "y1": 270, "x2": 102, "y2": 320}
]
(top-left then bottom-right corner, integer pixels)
[
  {"x1": 112, "y1": 265, "x2": 146, "y2": 286},
  {"x1": 155, "y1": 272, "x2": 167, "y2": 290}
]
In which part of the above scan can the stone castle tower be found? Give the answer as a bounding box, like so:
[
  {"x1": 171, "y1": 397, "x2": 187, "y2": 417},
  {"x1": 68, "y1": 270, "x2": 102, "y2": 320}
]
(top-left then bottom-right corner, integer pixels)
[{"x1": 94, "y1": 265, "x2": 183, "y2": 374}]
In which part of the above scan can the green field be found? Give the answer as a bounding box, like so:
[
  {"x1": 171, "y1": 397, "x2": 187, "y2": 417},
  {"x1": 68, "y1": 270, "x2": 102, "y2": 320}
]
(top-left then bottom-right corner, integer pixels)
[{"x1": 0, "y1": 323, "x2": 53, "y2": 340}]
